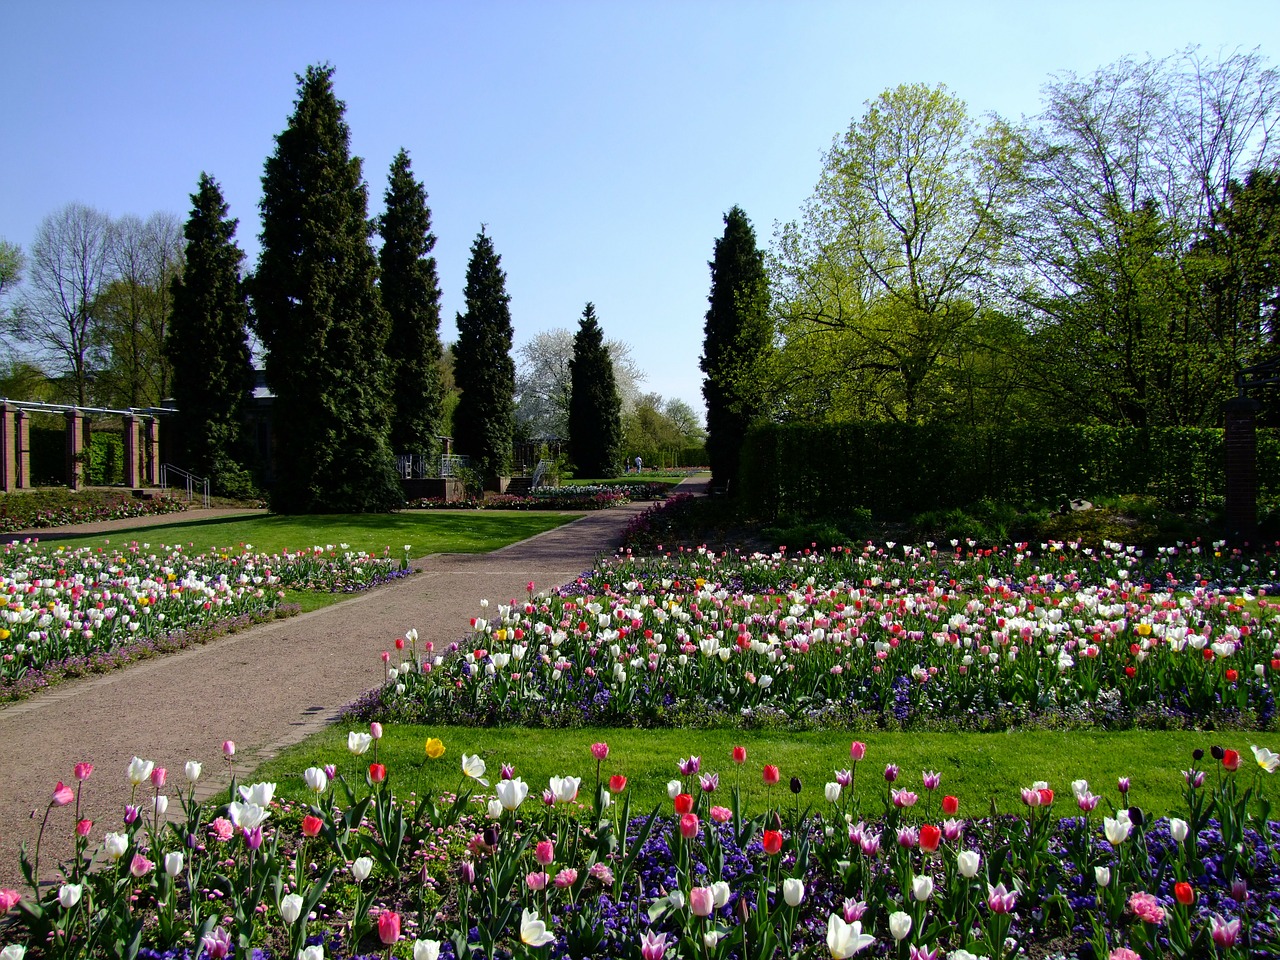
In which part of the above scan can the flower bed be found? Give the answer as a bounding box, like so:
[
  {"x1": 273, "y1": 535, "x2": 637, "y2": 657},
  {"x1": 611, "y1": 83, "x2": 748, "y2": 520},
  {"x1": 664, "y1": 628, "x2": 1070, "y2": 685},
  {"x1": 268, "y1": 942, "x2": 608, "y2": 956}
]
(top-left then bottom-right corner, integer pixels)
[
  {"x1": 0, "y1": 493, "x2": 189, "y2": 533},
  {"x1": 0, "y1": 541, "x2": 411, "y2": 690},
  {"x1": 405, "y1": 485, "x2": 667, "y2": 512},
  {"x1": 355, "y1": 544, "x2": 1280, "y2": 732},
  {"x1": 3, "y1": 738, "x2": 1277, "y2": 959}
]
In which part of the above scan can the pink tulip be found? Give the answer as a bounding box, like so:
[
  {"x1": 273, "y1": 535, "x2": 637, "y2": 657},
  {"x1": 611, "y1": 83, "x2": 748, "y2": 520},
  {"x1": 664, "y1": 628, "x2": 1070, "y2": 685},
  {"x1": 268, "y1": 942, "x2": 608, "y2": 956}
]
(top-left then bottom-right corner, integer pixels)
[
  {"x1": 1110, "y1": 949, "x2": 1142, "y2": 960},
  {"x1": 640, "y1": 931, "x2": 669, "y2": 960},
  {"x1": 1211, "y1": 914, "x2": 1241, "y2": 947},
  {"x1": 535, "y1": 840, "x2": 555, "y2": 866},
  {"x1": 210, "y1": 817, "x2": 234, "y2": 842},
  {"x1": 710, "y1": 805, "x2": 732, "y2": 823},
  {"x1": 884, "y1": 764, "x2": 899, "y2": 783},
  {"x1": 222, "y1": 740, "x2": 235, "y2": 757},
  {"x1": 73, "y1": 762, "x2": 93, "y2": 782},
  {"x1": 526, "y1": 871, "x2": 548, "y2": 891},
  {"x1": 842, "y1": 897, "x2": 867, "y2": 922},
  {"x1": 554, "y1": 868, "x2": 578, "y2": 888},
  {"x1": 590, "y1": 742, "x2": 609, "y2": 761},
  {"x1": 130, "y1": 853, "x2": 154, "y2": 878},
  {"x1": 377, "y1": 910, "x2": 401, "y2": 945},
  {"x1": 201, "y1": 928, "x2": 232, "y2": 960},
  {"x1": 76, "y1": 819, "x2": 92, "y2": 837},
  {"x1": 150, "y1": 767, "x2": 167, "y2": 789},
  {"x1": 850, "y1": 741, "x2": 866, "y2": 761},
  {"x1": 51, "y1": 782, "x2": 75, "y2": 807},
  {"x1": 370, "y1": 722, "x2": 383, "y2": 740},
  {"x1": 689, "y1": 886, "x2": 714, "y2": 917},
  {"x1": 0, "y1": 889, "x2": 21, "y2": 913},
  {"x1": 987, "y1": 883, "x2": 1018, "y2": 914},
  {"x1": 680, "y1": 813, "x2": 699, "y2": 839}
]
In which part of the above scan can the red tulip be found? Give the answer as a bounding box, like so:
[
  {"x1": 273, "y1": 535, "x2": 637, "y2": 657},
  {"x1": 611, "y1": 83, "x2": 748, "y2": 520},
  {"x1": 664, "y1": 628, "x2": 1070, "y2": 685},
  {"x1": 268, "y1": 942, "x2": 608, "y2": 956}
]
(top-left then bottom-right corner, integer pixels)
[
  {"x1": 1226, "y1": 669, "x2": 1238, "y2": 683},
  {"x1": 1174, "y1": 882, "x2": 1194, "y2": 905},
  {"x1": 368, "y1": 763, "x2": 387, "y2": 784},
  {"x1": 609, "y1": 775, "x2": 628, "y2": 793},
  {"x1": 301, "y1": 815, "x2": 323, "y2": 838},
  {"x1": 673, "y1": 793, "x2": 694, "y2": 815},
  {"x1": 762, "y1": 765, "x2": 780, "y2": 786},
  {"x1": 732, "y1": 746, "x2": 747, "y2": 764},
  {"x1": 941, "y1": 795, "x2": 959, "y2": 815},
  {"x1": 762, "y1": 829, "x2": 783, "y2": 855},
  {"x1": 919, "y1": 824, "x2": 941, "y2": 852},
  {"x1": 1222, "y1": 749, "x2": 1240, "y2": 771},
  {"x1": 76, "y1": 819, "x2": 92, "y2": 837}
]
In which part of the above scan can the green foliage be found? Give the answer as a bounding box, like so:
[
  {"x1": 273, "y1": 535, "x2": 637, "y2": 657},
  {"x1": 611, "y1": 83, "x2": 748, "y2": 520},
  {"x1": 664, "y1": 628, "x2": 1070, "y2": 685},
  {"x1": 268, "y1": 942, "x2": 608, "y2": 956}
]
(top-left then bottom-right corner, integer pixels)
[
  {"x1": 252, "y1": 65, "x2": 402, "y2": 513},
  {"x1": 740, "y1": 421, "x2": 1277, "y2": 521},
  {"x1": 701, "y1": 206, "x2": 772, "y2": 489},
  {"x1": 167, "y1": 173, "x2": 257, "y2": 498},
  {"x1": 452, "y1": 229, "x2": 516, "y2": 483},
  {"x1": 379, "y1": 149, "x2": 445, "y2": 462},
  {"x1": 567, "y1": 303, "x2": 623, "y2": 477}
]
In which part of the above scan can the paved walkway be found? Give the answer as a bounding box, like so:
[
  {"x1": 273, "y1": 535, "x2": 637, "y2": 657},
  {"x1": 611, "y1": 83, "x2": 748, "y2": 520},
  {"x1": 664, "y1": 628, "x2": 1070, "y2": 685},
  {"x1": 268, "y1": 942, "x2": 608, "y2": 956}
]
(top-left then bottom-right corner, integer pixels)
[{"x1": 0, "y1": 482, "x2": 702, "y2": 886}]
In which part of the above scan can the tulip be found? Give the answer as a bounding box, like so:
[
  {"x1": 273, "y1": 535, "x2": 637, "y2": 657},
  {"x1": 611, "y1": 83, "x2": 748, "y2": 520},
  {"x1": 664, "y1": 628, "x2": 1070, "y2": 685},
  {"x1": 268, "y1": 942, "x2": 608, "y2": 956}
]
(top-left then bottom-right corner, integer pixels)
[
  {"x1": 987, "y1": 883, "x2": 1017, "y2": 913},
  {"x1": 129, "y1": 853, "x2": 154, "y2": 878},
  {"x1": 73, "y1": 762, "x2": 93, "y2": 782},
  {"x1": 680, "y1": 813, "x2": 699, "y2": 838},
  {"x1": 921, "y1": 770, "x2": 941, "y2": 791},
  {"x1": 677, "y1": 755, "x2": 701, "y2": 776},
  {"x1": 957, "y1": 849, "x2": 981, "y2": 878},
  {"x1": 239, "y1": 782, "x2": 276, "y2": 807},
  {"x1": 732, "y1": 745, "x2": 747, "y2": 764},
  {"x1": 243, "y1": 826, "x2": 263, "y2": 850},
  {"x1": 1211, "y1": 914, "x2": 1241, "y2": 947},
  {"x1": 497, "y1": 777, "x2": 529, "y2": 811},
  {"x1": 888, "y1": 911, "x2": 912, "y2": 941},
  {"x1": 710, "y1": 880, "x2": 730, "y2": 909},
  {"x1": 535, "y1": 839, "x2": 555, "y2": 866},
  {"x1": 461, "y1": 754, "x2": 489, "y2": 786},
  {"x1": 301, "y1": 814, "x2": 323, "y2": 838},
  {"x1": 75, "y1": 819, "x2": 92, "y2": 837},
  {"x1": 1174, "y1": 882, "x2": 1194, "y2": 906},
  {"x1": 104, "y1": 832, "x2": 128, "y2": 861},
  {"x1": 1095, "y1": 866, "x2": 1111, "y2": 887},
  {"x1": 377, "y1": 910, "x2": 401, "y2": 945},
  {"x1": 825, "y1": 782, "x2": 842, "y2": 803},
  {"x1": 919, "y1": 824, "x2": 941, "y2": 853},
  {"x1": 827, "y1": 913, "x2": 876, "y2": 958},
  {"x1": 549, "y1": 775, "x2": 579, "y2": 803},
  {"x1": 673, "y1": 792, "x2": 694, "y2": 814},
  {"x1": 783, "y1": 877, "x2": 805, "y2": 906},
  {"x1": 941, "y1": 795, "x2": 959, "y2": 815},
  {"x1": 303, "y1": 767, "x2": 329, "y2": 793},
  {"x1": 347, "y1": 732, "x2": 372, "y2": 755},
  {"x1": 1252, "y1": 744, "x2": 1280, "y2": 773},
  {"x1": 520, "y1": 908, "x2": 555, "y2": 947},
  {"x1": 351, "y1": 856, "x2": 373, "y2": 883},
  {"x1": 298, "y1": 948, "x2": 323, "y2": 960},
  {"x1": 280, "y1": 893, "x2": 304, "y2": 925},
  {"x1": 51, "y1": 782, "x2": 74, "y2": 807},
  {"x1": 762, "y1": 829, "x2": 783, "y2": 855},
  {"x1": 1103, "y1": 815, "x2": 1132, "y2": 845},
  {"x1": 790, "y1": 776, "x2": 803, "y2": 794},
  {"x1": 164, "y1": 851, "x2": 183, "y2": 877},
  {"x1": 762, "y1": 765, "x2": 780, "y2": 785},
  {"x1": 690, "y1": 886, "x2": 714, "y2": 916},
  {"x1": 590, "y1": 742, "x2": 609, "y2": 761},
  {"x1": 700, "y1": 772, "x2": 719, "y2": 793},
  {"x1": 911, "y1": 874, "x2": 934, "y2": 902},
  {"x1": 202, "y1": 928, "x2": 232, "y2": 960},
  {"x1": 640, "y1": 931, "x2": 669, "y2": 960},
  {"x1": 368, "y1": 763, "x2": 386, "y2": 784},
  {"x1": 150, "y1": 767, "x2": 167, "y2": 789},
  {"x1": 884, "y1": 764, "x2": 899, "y2": 783},
  {"x1": 424, "y1": 738, "x2": 445, "y2": 759},
  {"x1": 413, "y1": 939, "x2": 441, "y2": 960},
  {"x1": 1169, "y1": 817, "x2": 1189, "y2": 842},
  {"x1": 127, "y1": 757, "x2": 154, "y2": 786},
  {"x1": 457, "y1": 861, "x2": 476, "y2": 885},
  {"x1": 184, "y1": 761, "x2": 202, "y2": 783},
  {"x1": 526, "y1": 871, "x2": 548, "y2": 890},
  {"x1": 222, "y1": 740, "x2": 235, "y2": 757},
  {"x1": 153, "y1": 795, "x2": 168, "y2": 816},
  {"x1": 0, "y1": 891, "x2": 19, "y2": 913},
  {"x1": 609, "y1": 774, "x2": 627, "y2": 793},
  {"x1": 57, "y1": 884, "x2": 82, "y2": 909},
  {"x1": 850, "y1": 741, "x2": 866, "y2": 761},
  {"x1": 369, "y1": 721, "x2": 383, "y2": 740}
]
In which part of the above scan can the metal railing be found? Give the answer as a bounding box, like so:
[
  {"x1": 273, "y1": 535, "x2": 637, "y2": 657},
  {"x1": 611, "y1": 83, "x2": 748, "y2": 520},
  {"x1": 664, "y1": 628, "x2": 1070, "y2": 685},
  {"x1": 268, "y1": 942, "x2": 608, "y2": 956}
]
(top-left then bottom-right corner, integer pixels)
[
  {"x1": 440, "y1": 454, "x2": 470, "y2": 477},
  {"x1": 159, "y1": 463, "x2": 210, "y2": 508}
]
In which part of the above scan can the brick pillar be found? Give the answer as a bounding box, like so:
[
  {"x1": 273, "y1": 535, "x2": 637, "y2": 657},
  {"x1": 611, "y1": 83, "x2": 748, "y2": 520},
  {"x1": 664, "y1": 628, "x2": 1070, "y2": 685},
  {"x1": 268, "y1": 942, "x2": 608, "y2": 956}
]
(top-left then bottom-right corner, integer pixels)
[
  {"x1": 1224, "y1": 396, "x2": 1261, "y2": 544},
  {"x1": 66, "y1": 410, "x2": 86, "y2": 491},
  {"x1": 122, "y1": 415, "x2": 140, "y2": 488},
  {"x1": 144, "y1": 417, "x2": 160, "y2": 486},
  {"x1": 0, "y1": 404, "x2": 14, "y2": 492},
  {"x1": 15, "y1": 410, "x2": 30, "y2": 489}
]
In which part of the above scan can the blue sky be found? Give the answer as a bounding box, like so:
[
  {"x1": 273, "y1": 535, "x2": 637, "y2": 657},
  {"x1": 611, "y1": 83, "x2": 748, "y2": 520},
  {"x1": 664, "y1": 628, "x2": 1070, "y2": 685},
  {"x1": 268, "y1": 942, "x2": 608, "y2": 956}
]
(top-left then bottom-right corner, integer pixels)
[{"x1": 3, "y1": 1, "x2": 1279, "y2": 415}]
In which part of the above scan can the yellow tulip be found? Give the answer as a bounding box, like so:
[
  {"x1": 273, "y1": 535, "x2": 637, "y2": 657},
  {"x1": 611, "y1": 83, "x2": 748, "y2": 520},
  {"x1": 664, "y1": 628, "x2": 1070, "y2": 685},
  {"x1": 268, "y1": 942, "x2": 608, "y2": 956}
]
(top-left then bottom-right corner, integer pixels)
[{"x1": 424, "y1": 738, "x2": 445, "y2": 760}]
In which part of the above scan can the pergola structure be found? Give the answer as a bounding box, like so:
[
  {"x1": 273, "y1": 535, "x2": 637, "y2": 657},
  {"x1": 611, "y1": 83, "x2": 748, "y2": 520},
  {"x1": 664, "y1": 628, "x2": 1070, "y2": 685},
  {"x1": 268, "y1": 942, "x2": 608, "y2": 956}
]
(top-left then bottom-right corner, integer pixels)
[
  {"x1": 0, "y1": 399, "x2": 174, "y2": 493},
  {"x1": 1225, "y1": 357, "x2": 1280, "y2": 542}
]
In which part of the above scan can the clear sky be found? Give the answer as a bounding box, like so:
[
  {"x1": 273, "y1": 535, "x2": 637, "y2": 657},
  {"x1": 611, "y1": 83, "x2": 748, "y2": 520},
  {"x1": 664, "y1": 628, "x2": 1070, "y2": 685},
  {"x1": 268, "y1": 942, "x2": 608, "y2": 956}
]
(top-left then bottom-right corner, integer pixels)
[{"x1": 3, "y1": 1, "x2": 1279, "y2": 415}]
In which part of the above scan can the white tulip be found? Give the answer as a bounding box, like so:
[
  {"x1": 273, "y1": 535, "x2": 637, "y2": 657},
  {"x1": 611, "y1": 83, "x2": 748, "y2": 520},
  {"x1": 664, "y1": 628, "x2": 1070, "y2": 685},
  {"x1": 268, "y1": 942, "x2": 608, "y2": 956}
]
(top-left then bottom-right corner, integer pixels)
[
  {"x1": 888, "y1": 910, "x2": 912, "y2": 941},
  {"x1": 826, "y1": 913, "x2": 876, "y2": 958},
  {"x1": 351, "y1": 856, "x2": 373, "y2": 883},
  {"x1": 104, "y1": 832, "x2": 129, "y2": 861},
  {"x1": 783, "y1": 877, "x2": 805, "y2": 906},
  {"x1": 825, "y1": 782, "x2": 842, "y2": 803},
  {"x1": 957, "y1": 849, "x2": 981, "y2": 878},
  {"x1": 549, "y1": 775, "x2": 580, "y2": 803},
  {"x1": 1095, "y1": 866, "x2": 1111, "y2": 887},
  {"x1": 911, "y1": 874, "x2": 934, "y2": 902},
  {"x1": 413, "y1": 940, "x2": 441, "y2": 960},
  {"x1": 303, "y1": 767, "x2": 329, "y2": 793},
  {"x1": 280, "y1": 893, "x2": 304, "y2": 925},
  {"x1": 164, "y1": 851, "x2": 184, "y2": 877},
  {"x1": 58, "y1": 884, "x2": 82, "y2": 908},
  {"x1": 1169, "y1": 817, "x2": 1189, "y2": 842},
  {"x1": 520, "y1": 908, "x2": 555, "y2": 947},
  {"x1": 347, "y1": 732, "x2": 372, "y2": 755},
  {"x1": 667, "y1": 779, "x2": 682, "y2": 799},
  {"x1": 127, "y1": 757, "x2": 154, "y2": 786},
  {"x1": 184, "y1": 761, "x2": 202, "y2": 783},
  {"x1": 297, "y1": 947, "x2": 324, "y2": 960},
  {"x1": 238, "y1": 782, "x2": 276, "y2": 807},
  {"x1": 486, "y1": 799, "x2": 503, "y2": 819},
  {"x1": 496, "y1": 777, "x2": 529, "y2": 811},
  {"x1": 461, "y1": 754, "x2": 489, "y2": 786}
]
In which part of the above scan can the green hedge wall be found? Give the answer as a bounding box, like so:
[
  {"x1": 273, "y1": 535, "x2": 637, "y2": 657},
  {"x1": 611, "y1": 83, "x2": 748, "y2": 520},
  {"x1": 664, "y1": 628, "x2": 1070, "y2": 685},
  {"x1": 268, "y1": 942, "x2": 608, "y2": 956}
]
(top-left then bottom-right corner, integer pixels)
[
  {"x1": 28, "y1": 427, "x2": 125, "y2": 487},
  {"x1": 739, "y1": 422, "x2": 1280, "y2": 520}
]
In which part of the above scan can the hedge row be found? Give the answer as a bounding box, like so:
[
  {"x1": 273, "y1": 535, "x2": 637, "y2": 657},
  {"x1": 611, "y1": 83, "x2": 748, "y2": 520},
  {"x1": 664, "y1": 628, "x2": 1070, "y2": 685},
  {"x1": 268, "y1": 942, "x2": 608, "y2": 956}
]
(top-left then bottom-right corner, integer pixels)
[
  {"x1": 29, "y1": 427, "x2": 127, "y2": 486},
  {"x1": 738, "y1": 422, "x2": 1280, "y2": 519}
]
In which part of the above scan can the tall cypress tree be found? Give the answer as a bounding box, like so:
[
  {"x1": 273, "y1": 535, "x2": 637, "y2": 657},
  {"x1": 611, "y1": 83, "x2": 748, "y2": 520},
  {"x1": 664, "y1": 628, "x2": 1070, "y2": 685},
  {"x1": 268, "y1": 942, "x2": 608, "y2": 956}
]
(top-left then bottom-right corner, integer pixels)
[
  {"x1": 252, "y1": 64, "x2": 402, "y2": 512},
  {"x1": 166, "y1": 173, "x2": 255, "y2": 496},
  {"x1": 568, "y1": 302, "x2": 623, "y2": 477},
  {"x1": 453, "y1": 228, "x2": 515, "y2": 483},
  {"x1": 700, "y1": 205, "x2": 772, "y2": 490},
  {"x1": 379, "y1": 148, "x2": 444, "y2": 463}
]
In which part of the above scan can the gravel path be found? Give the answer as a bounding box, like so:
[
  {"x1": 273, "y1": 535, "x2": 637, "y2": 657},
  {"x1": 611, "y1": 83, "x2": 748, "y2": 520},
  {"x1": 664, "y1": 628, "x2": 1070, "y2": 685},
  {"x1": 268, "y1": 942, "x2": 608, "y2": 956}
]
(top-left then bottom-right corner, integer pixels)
[{"x1": 0, "y1": 483, "x2": 699, "y2": 887}]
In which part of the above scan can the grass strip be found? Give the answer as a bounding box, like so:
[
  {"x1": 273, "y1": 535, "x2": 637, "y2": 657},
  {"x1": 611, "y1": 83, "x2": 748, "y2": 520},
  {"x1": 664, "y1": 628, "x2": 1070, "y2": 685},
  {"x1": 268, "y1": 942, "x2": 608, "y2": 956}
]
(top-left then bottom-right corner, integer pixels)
[{"x1": 250, "y1": 725, "x2": 1280, "y2": 819}]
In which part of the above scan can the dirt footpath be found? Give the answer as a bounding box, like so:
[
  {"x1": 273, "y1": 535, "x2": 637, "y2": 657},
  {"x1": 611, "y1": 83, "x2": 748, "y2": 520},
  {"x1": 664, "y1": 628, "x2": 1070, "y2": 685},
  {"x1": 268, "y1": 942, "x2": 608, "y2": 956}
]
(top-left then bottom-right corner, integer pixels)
[{"x1": 0, "y1": 484, "x2": 701, "y2": 887}]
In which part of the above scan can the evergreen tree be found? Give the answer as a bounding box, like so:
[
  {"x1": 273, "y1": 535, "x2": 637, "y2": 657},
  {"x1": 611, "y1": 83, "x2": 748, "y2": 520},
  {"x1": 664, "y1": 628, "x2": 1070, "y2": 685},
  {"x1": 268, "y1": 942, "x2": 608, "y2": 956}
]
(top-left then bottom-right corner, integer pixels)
[
  {"x1": 700, "y1": 206, "x2": 773, "y2": 490},
  {"x1": 568, "y1": 302, "x2": 623, "y2": 477},
  {"x1": 453, "y1": 228, "x2": 515, "y2": 483},
  {"x1": 379, "y1": 148, "x2": 445, "y2": 463},
  {"x1": 165, "y1": 173, "x2": 256, "y2": 496},
  {"x1": 252, "y1": 64, "x2": 402, "y2": 512}
]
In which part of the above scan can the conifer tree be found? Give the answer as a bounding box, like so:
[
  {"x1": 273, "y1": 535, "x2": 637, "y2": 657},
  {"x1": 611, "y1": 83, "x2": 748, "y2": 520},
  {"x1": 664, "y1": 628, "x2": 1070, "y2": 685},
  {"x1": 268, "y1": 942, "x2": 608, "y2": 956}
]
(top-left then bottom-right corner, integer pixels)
[
  {"x1": 379, "y1": 149, "x2": 445, "y2": 463},
  {"x1": 700, "y1": 205, "x2": 772, "y2": 490},
  {"x1": 166, "y1": 173, "x2": 256, "y2": 496},
  {"x1": 252, "y1": 64, "x2": 402, "y2": 512},
  {"x1": 453, "y1": 228, "x2": 515, "y2": 483},
  {"x1": 568, "y1": 302, "x2": 623, "y2": 477}
]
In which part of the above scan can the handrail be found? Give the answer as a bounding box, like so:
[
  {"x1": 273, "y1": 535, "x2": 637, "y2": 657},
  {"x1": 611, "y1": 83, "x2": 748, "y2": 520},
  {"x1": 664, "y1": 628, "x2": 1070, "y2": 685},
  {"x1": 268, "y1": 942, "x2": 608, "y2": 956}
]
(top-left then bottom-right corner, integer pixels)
[{"x1": 159, "y1": 463, "x2": 210, "y2": 509}]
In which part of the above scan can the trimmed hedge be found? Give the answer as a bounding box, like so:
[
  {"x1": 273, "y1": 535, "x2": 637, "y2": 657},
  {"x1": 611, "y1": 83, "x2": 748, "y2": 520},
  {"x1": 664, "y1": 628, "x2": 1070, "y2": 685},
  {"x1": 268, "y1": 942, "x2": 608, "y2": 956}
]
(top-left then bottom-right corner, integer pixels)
[
  {"x1": 28, "y1": 427, "x2": 126, "y2": 486},
  {"x1": 739, "y1": 422, "x2": 1280, "y2": 520}
]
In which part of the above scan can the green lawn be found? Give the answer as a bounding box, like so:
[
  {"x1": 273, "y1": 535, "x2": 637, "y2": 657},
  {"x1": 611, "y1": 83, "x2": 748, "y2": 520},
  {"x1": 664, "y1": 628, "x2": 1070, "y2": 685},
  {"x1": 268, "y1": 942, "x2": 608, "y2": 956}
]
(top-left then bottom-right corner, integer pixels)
[
  {"x1": 251, "y1": 725, "x2": 1280, "y2": 819},
  {"x1": 38, "y1": 511, "x2": 582, "y2": 558}
]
